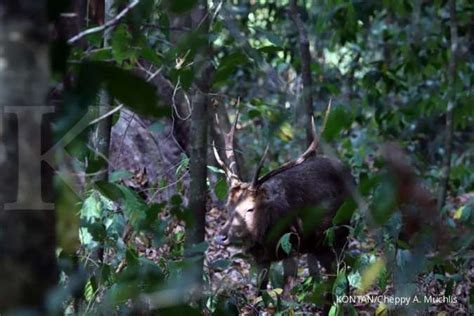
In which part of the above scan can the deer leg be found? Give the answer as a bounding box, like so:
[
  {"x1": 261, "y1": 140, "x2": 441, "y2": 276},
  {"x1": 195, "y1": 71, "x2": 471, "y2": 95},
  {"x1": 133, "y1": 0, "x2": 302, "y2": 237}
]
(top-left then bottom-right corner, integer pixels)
[
  {"x1": 315, "y1": 251, "x2": 338, "y2": 311},
  {"x1": 282, "y1": 257, "x2": 297, "y2": 298},
  {"x1": 256, "y1": 261, "x2": 270, "y2": 295}
]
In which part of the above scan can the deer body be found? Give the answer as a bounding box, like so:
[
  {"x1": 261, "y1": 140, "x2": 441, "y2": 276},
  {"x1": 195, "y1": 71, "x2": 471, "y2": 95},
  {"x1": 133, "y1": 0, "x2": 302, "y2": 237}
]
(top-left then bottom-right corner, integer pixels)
[
  {"x1": 216, "y1": 155, "x2": 351, "y2": 292},
  {"x1": 213, "y1": 110, "x2": 352, "y2": 297}
]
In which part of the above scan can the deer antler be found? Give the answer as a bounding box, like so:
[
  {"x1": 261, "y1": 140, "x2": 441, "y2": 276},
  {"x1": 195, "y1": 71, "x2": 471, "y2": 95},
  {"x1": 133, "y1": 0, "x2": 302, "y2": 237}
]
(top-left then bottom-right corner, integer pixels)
[
  {"x1": 253, "y1": 99, "x2": 332, "y2": 186},
  {"x1": 213, "y1": 102, "x2": 241, "y2": 183},
  {"x1": 251, "y1": 144, "x2": 269, "y2": 187}
]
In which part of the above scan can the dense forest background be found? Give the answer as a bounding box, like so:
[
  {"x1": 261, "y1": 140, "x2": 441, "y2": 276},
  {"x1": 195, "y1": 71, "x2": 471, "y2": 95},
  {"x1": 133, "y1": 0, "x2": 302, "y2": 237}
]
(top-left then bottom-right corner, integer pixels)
[{"x1": 0, "y1": 0, "x2": 473, "y2": 315}]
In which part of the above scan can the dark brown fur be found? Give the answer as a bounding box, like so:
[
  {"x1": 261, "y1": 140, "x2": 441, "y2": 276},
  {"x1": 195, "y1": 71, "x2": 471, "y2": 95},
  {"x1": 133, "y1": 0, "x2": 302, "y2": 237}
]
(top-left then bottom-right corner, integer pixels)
[{"x1": 217, "y1": 154, "x2": 353, "y2": 293}]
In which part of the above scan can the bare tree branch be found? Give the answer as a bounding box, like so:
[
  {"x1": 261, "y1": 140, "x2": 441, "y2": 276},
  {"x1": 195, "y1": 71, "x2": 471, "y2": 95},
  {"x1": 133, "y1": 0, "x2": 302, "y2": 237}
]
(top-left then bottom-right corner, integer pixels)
[{"x1": 67, "y1": 0, "x2": 140, "y2": 44}]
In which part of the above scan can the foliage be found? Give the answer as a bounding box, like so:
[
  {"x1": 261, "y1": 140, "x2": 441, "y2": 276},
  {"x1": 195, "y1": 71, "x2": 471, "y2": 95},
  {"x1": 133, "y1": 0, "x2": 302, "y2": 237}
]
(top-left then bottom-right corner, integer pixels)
[{"x1": 49, "y1": 0, "x2": 473, "y2": 314}]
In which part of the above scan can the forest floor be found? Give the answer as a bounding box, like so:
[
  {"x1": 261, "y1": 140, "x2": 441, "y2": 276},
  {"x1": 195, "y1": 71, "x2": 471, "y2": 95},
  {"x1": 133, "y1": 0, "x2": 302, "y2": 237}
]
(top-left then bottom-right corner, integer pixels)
[{"x1": 202, "y1": 204, "x2": 473, "y2": 315}]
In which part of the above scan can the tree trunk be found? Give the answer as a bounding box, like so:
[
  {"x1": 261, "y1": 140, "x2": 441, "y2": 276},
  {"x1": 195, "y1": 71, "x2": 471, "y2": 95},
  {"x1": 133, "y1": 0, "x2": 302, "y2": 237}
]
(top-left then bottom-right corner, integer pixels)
[
  {"x1": 186, "y1": 0, "x2": 211, "y2": 291},
  {"x1": 94, "y1": 0, "x2": 114, "y2": 184},
  {"x1": 0, "y1": 1, "x2": 57, "y2": 313},
  {"x1": 437, "y1": 0, "x2": 458, "y2": 211},
  {"x1": 289, "y1": 0, "x2": 314, "y2": 146}
]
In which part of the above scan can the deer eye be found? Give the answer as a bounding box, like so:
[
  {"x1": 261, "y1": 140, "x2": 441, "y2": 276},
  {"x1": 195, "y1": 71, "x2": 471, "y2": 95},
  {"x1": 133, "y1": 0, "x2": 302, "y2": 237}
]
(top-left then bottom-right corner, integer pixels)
[{"x1": 246, "y1": 208, "x2": 254, "y2": 213}]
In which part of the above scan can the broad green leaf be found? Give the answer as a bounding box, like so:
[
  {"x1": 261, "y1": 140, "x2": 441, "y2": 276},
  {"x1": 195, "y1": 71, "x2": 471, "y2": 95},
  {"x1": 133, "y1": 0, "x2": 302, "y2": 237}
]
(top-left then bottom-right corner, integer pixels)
[
  {"x1": 111, "y1": 24, "x2": 132, "y2": 65},
  {"x1": 79, "y1": 62, "x2": 168, "y2": 118},
  {"x1": 322, "y1": 106, "x2": 352, "y2": 141},
  {"x1": 333, "y1": 198, "x2": 356, "y2": 225},
  {"x1": 95, "y1": 181, "x2": 124, "y2": 201},
  {"x1": 276, "y1": 233, "x2": 293, "y2": 255}
]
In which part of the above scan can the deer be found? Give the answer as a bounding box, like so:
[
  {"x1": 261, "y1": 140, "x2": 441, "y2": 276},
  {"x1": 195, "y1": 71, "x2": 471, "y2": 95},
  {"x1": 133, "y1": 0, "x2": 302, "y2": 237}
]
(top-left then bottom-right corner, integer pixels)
[{"x1": 213, "y1": 106, "x2": 354, "y2": 302}]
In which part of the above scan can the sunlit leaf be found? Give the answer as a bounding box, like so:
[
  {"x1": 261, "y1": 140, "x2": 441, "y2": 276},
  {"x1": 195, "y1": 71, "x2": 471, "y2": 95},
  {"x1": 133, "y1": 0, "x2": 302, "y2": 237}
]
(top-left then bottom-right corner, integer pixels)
[{"x1": 357, "y1": 259, "x2": 385, "y2": 294}]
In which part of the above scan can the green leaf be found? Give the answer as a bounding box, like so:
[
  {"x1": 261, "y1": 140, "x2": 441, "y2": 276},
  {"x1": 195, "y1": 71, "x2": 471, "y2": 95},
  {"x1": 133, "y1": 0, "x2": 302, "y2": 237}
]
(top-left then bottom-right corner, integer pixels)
[
  {"x1": 277, "y1": 233, "x2": 293, "y2": 255},
  {"x1": 322, "y1": 106, "x2": 352, "y2": 141},
  {"x1": 261, "y1": 291, "x2": 275, "y2": 307},
  {"x1": 332, "y1": 268, "x2": 347, "y2": 297},
  {"x1": 371, "y1": 176, "x2": 397, "y2": 225},
  {"x1": 248, "y1": 109, "x2": 261, "y2": 119},
  {"x1": 358, "y1": 172, "x2": 380, "y2": 196},
  {"x1": 126, "y1": 246, "x2": 139, "y2": 267},
  {"x1": 219, "y1": 52, "x2": 249, "y2": 67},
  {"x1": 117, "y1": 185, "x2": 148, "y2": 227},
  {"x1": 86, "y1": 222, "x2": 106, "y2": 242},
  {"x1": 109, "y1": 170, "x2": 134, "y2": 182},
  {"x1": 347, "y1": 271, "x2": 362, "y2": 289},
  {"x1": 86, "y1": 156, "x2": 106, "y2": 174},
  {"x1": 111, "y1": 24, "x2": 132, "y2": 65},
  {"x1": 143, "y1": 203, "x2": 165, "y2": 229},
  {"x1": 333, "y1": 198, "x2": 356, "y2": 225},
  {"x1": 170, "y1": 194, "x2": 183, "y2": 206},
  {"x1": 95, "y1": 181, "x2": 124, "y2": 201},
  {"x1": 358, "y1": 259, "x2": 385, "y2": 294},
  {"x1": 215, "y1": 179, "x2": 228, "y2": 201},
  {"x1": 81, "y1": 195, "x2": 102, "y2": 220},
  {"x1": 213, "y1": 52, "x2": 249, "y2": 87},
  {"x1": 325, "y1": 227, "x2": 335, "y2": 246},
  {"x1": 84, "y1": 277, "x2": 97, "y2": 302},
  {"x1": 213, "y1": 66, "x2": 237, "y2": 87},
  {"x1": 80, "y1": 62, "x2": 168, "y2": 118},
  {"x1": 140, "y1": 46, "x2": 162, "y2": 66},
  {"x1": 259, "y1": 45, "x2": 283, "y2": 54}
]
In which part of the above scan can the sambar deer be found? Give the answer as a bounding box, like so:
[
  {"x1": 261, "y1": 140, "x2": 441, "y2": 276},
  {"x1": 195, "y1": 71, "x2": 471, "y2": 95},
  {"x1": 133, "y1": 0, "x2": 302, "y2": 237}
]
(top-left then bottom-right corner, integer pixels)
[{"x1": 214, "y1": 109, "x2": 354, "y2": 300}]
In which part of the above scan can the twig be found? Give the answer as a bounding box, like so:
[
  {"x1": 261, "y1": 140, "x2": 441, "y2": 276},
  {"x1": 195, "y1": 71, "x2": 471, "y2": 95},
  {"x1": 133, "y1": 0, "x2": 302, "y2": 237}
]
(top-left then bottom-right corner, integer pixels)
[
  {"x1": 437, "y1": 0, "x2": 458, "y2": 211},
  {"x1": 68, "y1": 0, "x2": 140, "y2": 44},
  {"x1": 289, "y1": 0, "x2": 315, "y2": 147},
  {"x1": 89, "y1": 104, "x2": 124, "y2": 126}
]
